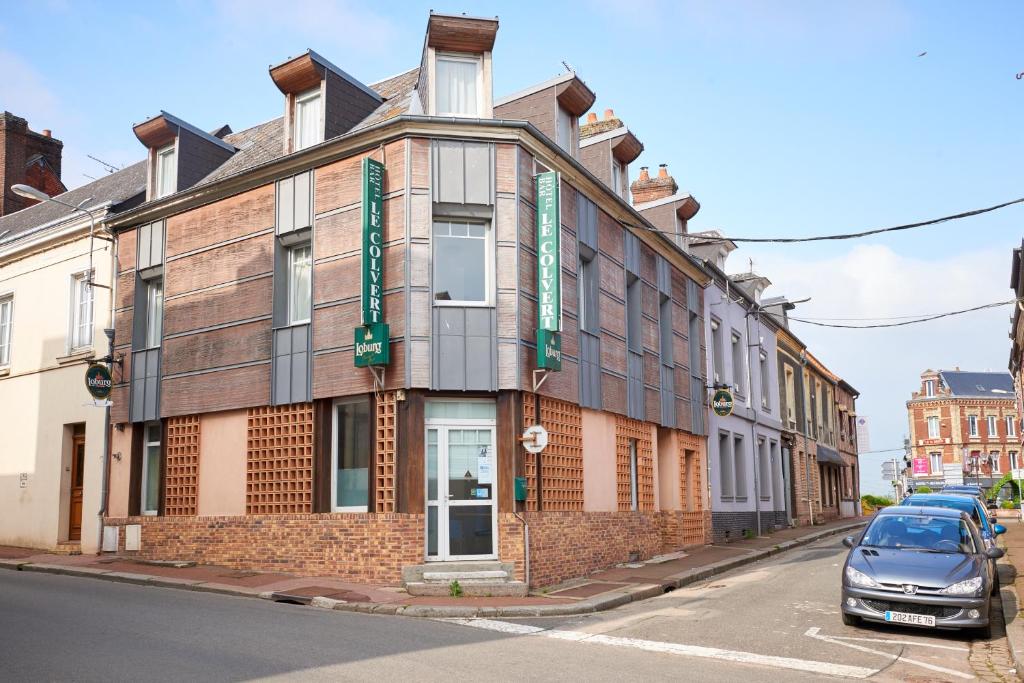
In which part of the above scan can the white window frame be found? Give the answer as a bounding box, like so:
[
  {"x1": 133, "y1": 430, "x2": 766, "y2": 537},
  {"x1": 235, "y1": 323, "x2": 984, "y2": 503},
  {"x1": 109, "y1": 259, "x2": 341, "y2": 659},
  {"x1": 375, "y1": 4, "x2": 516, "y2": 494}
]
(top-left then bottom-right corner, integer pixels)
[
  {"x1": 929, "y1": 452, "x2": 943, "y2": 474},
  {"x1": 990, "y1": 451, "x2": 1001, "y2": 474},
  {"x1": 1008, "y1": 415, "x2": 1017, "y2": 438},
  {"x1": 731, "y1": 330, "x2": 744, "y2": 395},
  {"x1": 331, "y1": 397, "x2": 371, "y2": 513},
  {"x1": 925, "y1": 379, "x2": 935, "y2": 397},
  {"x1": 431, "y1": 219, "x2": 493, "y2": 307},
  {"x1": 1010, "y1": 451, "x2": 1019, "y2": 471},
  {"x1": 287, "y1": 243, "x2": 312, "y2": 325},
  {"x1": 926, "y1": 416, "x2": 940, "y2": 439},
  {"x1": 0, "y1": 294, "x2": 12, "y2": 367},
  {"x1": 555, "y1": 106, "x2": 577, "y2": 156},
  {"x1": 144, "y1": 279, "x2": 163, "y2": 349},
  {"x1": 987, "y1": 415, "x2": 997, "y2": 438},
  {"x1": 434, "y1": 52, "x2": 484, "y2": 118},
  {"x1": 759, "y1": 351, "x2": 770, "y2": 410},
  {"x1": 784, "y1": 366, "x2": 796, "y2": 424},
  {"x1": 710, "y1": 319, "x2": 724, "y2": 384},
  {"x1": 968, "y1": 415, "x2": 979, "y2": 438},
  {"x1": 68, "y1": 270, "x2": 94, "y2": 352},
  {"x1": 141, "y1": 422, "x2": 161, "y2": 516},
  {"x1": 154, "y1": 143, "x2": 177, "y2": 199},
  {"x1": 293, "y1": 87, "x2": 323, "y2": 151}
]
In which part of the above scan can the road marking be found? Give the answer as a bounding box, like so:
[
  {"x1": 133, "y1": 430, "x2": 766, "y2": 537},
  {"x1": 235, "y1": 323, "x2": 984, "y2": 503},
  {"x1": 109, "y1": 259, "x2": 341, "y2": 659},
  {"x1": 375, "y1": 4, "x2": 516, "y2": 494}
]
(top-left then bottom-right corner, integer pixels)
[
  {"x1": 824, "y1": 634, "x2": 969, "y2": 652},
  {"x1": 442, "y1": 619, "x2": 878, "y2": 679},
  {"x1": 805, "y1": 627, "x2": 973, "y2": 680}
]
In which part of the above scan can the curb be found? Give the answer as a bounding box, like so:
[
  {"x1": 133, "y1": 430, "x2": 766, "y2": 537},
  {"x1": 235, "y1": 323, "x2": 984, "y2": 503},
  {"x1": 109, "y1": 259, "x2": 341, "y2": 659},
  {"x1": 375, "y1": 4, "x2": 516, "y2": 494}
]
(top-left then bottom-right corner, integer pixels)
[
  {"x1": 997, "y1": 563, "x2": 1024, "y2": 680},
  {"x1": 4, "y1": 520, "x2": 867, "y2": 619}
]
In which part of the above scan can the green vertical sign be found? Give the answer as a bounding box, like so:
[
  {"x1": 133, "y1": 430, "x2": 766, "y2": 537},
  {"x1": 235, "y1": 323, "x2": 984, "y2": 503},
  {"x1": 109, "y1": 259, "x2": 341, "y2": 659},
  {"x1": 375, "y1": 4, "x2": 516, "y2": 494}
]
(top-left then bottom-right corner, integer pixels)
[
  {"x1": 536, "y1": 171, "x2": 562, "y2": 371},
  {"x1": 356, "y1": 157, "x2": 389, "y2": 367},
  {"x1": 361, "y1": 157, "x2": 384, "y2": 326}
]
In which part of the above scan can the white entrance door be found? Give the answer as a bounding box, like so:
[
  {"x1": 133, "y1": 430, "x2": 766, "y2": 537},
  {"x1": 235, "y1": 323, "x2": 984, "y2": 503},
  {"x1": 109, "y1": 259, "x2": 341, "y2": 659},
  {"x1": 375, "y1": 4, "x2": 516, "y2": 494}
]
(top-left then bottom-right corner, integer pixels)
[{"x1": 425, "y1": 401, "x2": 497, "y2": 561}]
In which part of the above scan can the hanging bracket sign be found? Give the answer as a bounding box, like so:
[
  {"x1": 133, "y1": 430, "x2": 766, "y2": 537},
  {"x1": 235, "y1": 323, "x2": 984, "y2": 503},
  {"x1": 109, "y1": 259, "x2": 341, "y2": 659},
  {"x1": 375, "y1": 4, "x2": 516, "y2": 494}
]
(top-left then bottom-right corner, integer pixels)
[
  {"x1": 712, "y1": 388, "x2": 734, "y2": 417},
  {"x1": 355, "y1": 157, "x2": 389, "y2": 367},
  {"x1": 536, "y1": 171, "x2": 562, "y2": 371},
  {"x1": 84, "y1": 363, "x2": 113, "y2": 400}
]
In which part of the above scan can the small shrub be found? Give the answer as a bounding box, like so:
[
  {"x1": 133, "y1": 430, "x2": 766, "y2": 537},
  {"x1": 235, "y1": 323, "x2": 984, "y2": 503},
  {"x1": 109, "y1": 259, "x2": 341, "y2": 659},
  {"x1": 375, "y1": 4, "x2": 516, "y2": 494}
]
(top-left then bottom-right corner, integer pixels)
[
  {"x1": 743, "y1": 529, "x2": 756, "y2": 540},
  {"x1": 862, "y1": 494, "x2": 894, "y2": 508},
  {"x1": 915, "y1": 486, "x2": 933, "y2": 494},
  {"x1": 1002, "y1": 500, "x2": 1018, "y2": 510},
  {"x1": 449, "y1": 580, "x2": 462, "y2": 597}
]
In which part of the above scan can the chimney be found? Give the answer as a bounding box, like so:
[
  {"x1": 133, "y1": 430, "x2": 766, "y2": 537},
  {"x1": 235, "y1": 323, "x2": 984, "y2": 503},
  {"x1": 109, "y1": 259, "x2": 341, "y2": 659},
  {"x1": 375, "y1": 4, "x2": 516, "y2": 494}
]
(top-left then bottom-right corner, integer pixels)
[
  {"x1": 604, "y1": 108, "x2": 615, "y2": 120},
  {"x1": 586, "y1": 112, "x2": 598, "y2": 124},
  {"x1": 0, "y1": 111, "x2": 65, "y2": 216},
  {"x1": 630, "y1": 162, "x2": 678, "y2": 205}
]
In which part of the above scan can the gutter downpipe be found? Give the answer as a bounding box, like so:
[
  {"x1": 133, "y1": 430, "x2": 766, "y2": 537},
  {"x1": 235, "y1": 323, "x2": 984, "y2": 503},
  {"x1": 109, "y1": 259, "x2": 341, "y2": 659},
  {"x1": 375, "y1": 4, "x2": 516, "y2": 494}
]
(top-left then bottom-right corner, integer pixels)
[
  {"x1": 97, "y1": 224, "x2": 117, "y2": 554},
  {"x1": 746, "y1": 303, "x2": 763, "y2": 535},
  {"x1": 513, "y1": 511, "x2": 530, "y2": 589},
  {"x1": 799, "y1": 352, "x2": 814, "y2": 526}
]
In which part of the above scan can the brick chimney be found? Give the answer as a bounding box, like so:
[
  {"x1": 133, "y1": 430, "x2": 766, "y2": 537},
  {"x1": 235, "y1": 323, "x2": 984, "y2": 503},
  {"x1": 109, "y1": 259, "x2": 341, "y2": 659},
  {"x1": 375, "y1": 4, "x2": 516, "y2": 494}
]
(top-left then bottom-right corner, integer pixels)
[
  {"x1": 580, "y1": 107, "x2": 623, "y2": 139},
  {"x1": 1, "y1": 111, "x2": 65, "y2": 216},
  {"x1": 630, "y1": 163, "x2": 678, "y2": 205}
]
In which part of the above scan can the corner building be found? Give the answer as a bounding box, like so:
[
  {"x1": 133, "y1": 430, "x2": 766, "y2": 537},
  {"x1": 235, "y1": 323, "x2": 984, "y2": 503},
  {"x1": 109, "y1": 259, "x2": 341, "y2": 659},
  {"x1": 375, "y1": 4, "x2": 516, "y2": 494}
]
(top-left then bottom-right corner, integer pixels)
[{"x1": 103, "y1": 13, "x2": 711, "y2": 590}]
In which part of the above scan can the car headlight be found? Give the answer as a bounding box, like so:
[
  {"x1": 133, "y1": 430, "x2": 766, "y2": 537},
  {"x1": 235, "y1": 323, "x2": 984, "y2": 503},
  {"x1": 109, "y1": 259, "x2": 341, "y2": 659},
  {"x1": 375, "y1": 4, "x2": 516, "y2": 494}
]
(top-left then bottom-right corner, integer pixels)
[
  {"x1": 938, "y1": 577, "x2": 983, "y2": 595},
  {"x1": 845, "y1": 566, "x2": 881, "y2": 588}
]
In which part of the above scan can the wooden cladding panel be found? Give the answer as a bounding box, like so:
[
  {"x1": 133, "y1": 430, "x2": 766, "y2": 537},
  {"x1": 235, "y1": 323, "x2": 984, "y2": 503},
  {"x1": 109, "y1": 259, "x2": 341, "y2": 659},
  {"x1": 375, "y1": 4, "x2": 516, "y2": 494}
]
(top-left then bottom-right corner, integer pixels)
[
  {"x1": 314, "y1": 143, "x2": 405, "y2": 216},
  {"x1": 615, "y1": 416, "x2": 655, "y2": 511},
  {"x1": 113, "y1": 308, "x2": 133, "y2": 354},
  {"x1": 165, "y1": 234, "x2": 273, "y2": 298},
  {"x1": 246, "y1": 403, "x2": 314, "y2": 514},
  {"x1": 314, "y1": 196, "x2": 405, "y2": 260},
  {"x1": 165, "y1": 185, "x2": 275, "y2": 257},
  {"x1": 161, "y1": 364, "x2": 269, "y2": 418},
  {"x1": 269, "y1": 54, "x2": 323, "y2": 94},
  {"x1": 164, "y1": 415, "x2": 200, "y2": 516},
  {"x1": 312, "y1": 293, "x2": 405, "y2": 351},
  {"x1": 313, "y1": 244, "x2": 403, "y2": 303},
  {"x1": 426, "y1": 15, "x2": 498, "y2": 52},
  {"x1": 163, "y1": 277, "x2": 272, "y2": 337},
  {"x1": 410, "y1": 138, "x2": 430, "y2": 189},
  {"x1": 118, "y1": 228, "x2": 137, "y2": 275},
  {"x1": 495, "y1": 143, "x2": 516, "y2": 194},
  {"x1": 162, "y1": 320, "x2": 272, "y2": 376},
  {"x1": 116, "y1": 271, "x2": 136, "y2": 310},
  {"x1": 375, "y1": 392, "x2": 397, "y2": 513},
  {"x1": 312, "y1": 342, "x2": 407, "y2": 398}
]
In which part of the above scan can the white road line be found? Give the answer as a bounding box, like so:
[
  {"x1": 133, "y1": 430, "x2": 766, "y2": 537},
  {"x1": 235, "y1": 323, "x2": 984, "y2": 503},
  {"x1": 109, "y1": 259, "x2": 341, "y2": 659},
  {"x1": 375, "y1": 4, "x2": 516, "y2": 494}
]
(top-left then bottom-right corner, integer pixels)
[
  {"x1": 825, "y1": 634, "x2": 969, "y2": 652},
  {"x1": 441, "y1": 619, "x2": 877, "y2": 679},
  {"x1": 804, "y1": 627, "x2": 973, "y2": 680}
]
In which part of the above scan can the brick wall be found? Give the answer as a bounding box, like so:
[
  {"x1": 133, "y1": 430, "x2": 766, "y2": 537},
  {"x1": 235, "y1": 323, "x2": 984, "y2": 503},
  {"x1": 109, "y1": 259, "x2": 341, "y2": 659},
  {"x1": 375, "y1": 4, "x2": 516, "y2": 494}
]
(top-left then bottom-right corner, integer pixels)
[{"x1": 105, "y1": 513, "x2": 424, "y2": 583}]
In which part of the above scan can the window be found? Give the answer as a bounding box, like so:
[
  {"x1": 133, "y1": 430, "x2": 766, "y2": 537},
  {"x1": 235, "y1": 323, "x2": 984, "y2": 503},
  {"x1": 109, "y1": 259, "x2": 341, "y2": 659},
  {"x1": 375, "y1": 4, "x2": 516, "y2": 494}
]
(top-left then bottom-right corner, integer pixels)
[
  {"x1": 433, "y1": 220, "x2": 490, "y2": 304},
  {"x1": 926, "y1": 416, "x2": 939, "y2": 439},
  {"x1": 990, "y1": 451, "x2": 1001, "y2": 473},
  {"x1": 0, "y1": 295, "x2": 11, "y2": 366},
  {"x1": 731, "y1": 331, "x2": 744, "y2": 394},
  {"x1": 758, "y1": 438, "x2": 771, "y2": 500},
  {"x1": 968, "y1": 415, "x2": 979, "y2": 437},
  {"x1": 711, "y1": 319, "x2": 724, "y2": 384},
  {"x1": 293, "y1": 88, "x2": 323, "y2": 151},
  {"x1": 154, "y1": 144, "x2": 176, "y2": 198},
  {"x1": 925, "y1": 379, "x2": 935, "y2": 397},
  {"x1": 784, "y1": 366, "x2": 796, "y2": 424},
  {"x1": 144, "y1": 279, "x2": 163, "y2": 349},
  {"x1": 1008, "y1": 416, "x2": 1017, "y2": 438},
  {"x1": 733, "y1": 434, "x2": 747, "y2": 500},
  {"x1": 287, "y1": 244, "x2": 312, "y2": 324},
  {"x1": 759, "y1": 352, "x2": 770, "y2": 410},
  {"x1": 629, "y1": 438, "x2": 639, "y2": 511},
  {"x1": 141, "y1": 422, "x2": 161, "y2": 515},
  {"x1": 626, "y1": 274, "x2": 642, "y2": 354},
  {"x1": 987, "y1": 415, "x2": 998, "y2": 438},
  {"x1": 611, "y1": 161, "x2": 627, "y2": 198},
  {"x1": 555, "y1": 107, "x2": 576, "y2": 155},
  {"x1": 929, "y1": 452, "x2": 942, "y2": 473},
  {"x1": 333, "y1": 399, "x2": 371, "y2": 511},
  {"x1": 719, "y1": 431, "x2": 733, "y2": 500},
  {"x1": 659, "y1": 296, "x2": 673, "y2": 365},
  {"x1": 69, "y1": 272, "x2": 94, "y2": 350},
  {"x1": 1011, "y1": 451, "x2": 1019, "y2": 471},
  {"x1": 436, "y1": 54, "x2": 481, "y2": 116},
  {"x1": 578, "y1": 247, "x2": 599, "y2": 333}
]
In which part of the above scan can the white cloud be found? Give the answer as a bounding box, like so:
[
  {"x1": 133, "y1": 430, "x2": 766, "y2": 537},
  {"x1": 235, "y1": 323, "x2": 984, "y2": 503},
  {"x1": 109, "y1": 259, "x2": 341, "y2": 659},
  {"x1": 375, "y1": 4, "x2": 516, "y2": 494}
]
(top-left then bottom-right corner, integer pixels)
[
  {"x1": 214, "y1": 0, "x2": 397, "y2": 49},
  {"x1": 739, "y1": 243, "x2": 1013, "y2": 494}
]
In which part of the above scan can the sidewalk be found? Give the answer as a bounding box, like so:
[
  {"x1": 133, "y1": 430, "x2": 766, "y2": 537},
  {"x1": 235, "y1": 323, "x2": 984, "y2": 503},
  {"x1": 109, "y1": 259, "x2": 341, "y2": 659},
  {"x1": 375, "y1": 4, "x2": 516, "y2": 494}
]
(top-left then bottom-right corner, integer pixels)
[
  {"x1": 995, "y1": 511, "x2": 1024, "y2": 678},
  {"x1": 0, "y1": 516, "x2": 866, "y2": 618}
]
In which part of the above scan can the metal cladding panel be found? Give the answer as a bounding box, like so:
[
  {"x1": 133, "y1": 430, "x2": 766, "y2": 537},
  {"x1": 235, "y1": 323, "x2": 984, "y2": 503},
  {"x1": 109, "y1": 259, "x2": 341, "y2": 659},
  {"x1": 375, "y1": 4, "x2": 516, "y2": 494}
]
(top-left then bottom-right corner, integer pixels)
[
  {"x1": 657, "y1": 255, "x2": 672, "y2": 295},
  {"x1": 691, "y1": 376, "x2": 706, "y2": 435},
  {"x1": 627, "y1": 349, "x2": 644, "y2": 419},
  {"x1": 432, "y1": 307, "x2": 496, "y2": 391},
  {"x1": 136, "y1": 221, "x2": 165, "y2": 271},
  {"x1": 277, "y1": 176, "x2": 295, "y2": 234},
  {"x1": 577, "y1": 194, "x2": 598, "y2": 250},
  {"x1": 464, "y1": 143, "x2": 492, "y2": 205},
  {"x1": 137, "y1": 223, "x2": 151, "y2": 269},
  {"x1": 272, "y1": 324, "x2": 311, "y2": 405},
  {"x1": 660, "y1": 364, "x2": 676, "y2": 427},
  {"x1": 276, "y1": 171, "x2": 313, "y2": 236},
  {"x1": 130, "y1": 348, "x2": 161, "y2": 423},
  {"x1": 624, "y1": 232, "x2": 641, "y2": 275},
  {"x1": 579, "y1": 330, "x2": 602, "y2": 409},
  {"x1": 687, "y1": 279, "x2": 701, "y2": 313},
  {"x1": 433, "y1": 141, "x2": 493, "y2": 206}
]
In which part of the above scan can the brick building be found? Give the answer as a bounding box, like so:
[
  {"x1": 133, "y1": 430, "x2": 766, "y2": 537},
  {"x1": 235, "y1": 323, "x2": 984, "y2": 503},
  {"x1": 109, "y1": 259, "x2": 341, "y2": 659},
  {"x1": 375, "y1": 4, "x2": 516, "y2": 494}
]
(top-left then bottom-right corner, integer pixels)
[
  {"x1": 0, "y1": 112, "x2": 65, "y2": 217},
  {"x1": 905, "y1": 369, "x2": 1018, "y2": 490},
  {"x1": 100, "y1": 13, "x2": 712, "y2": 591},
  {"x1": 1008, "y1": 244, "x2": 1024, "y2": 459}
]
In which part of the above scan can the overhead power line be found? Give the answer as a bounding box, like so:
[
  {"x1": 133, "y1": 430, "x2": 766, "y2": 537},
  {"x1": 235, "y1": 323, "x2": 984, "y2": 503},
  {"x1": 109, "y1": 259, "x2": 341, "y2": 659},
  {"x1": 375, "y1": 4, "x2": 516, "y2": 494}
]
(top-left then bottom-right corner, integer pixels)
[{"x1": 788, "y1": 298, "x2": 1017, "y2": 329}]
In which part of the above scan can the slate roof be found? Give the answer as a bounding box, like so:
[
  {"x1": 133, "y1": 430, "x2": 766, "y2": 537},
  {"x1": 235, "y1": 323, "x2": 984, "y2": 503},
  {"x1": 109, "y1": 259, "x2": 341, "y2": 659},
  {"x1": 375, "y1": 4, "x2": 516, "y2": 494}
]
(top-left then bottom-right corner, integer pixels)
[
  {"x1": 0, "y1": 160, "x2": 147, "y2": 246},
  {"x1": 939, "y1": 370, "x2": 1015, "y2": 399}
]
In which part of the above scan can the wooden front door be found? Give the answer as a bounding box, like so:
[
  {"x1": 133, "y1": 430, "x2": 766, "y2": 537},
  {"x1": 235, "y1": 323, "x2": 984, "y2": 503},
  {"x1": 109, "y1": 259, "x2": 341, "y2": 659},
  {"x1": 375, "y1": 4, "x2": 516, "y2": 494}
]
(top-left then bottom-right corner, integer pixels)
[{"x1": 69, "y1": 428, "x2": 85, "y2": 542}]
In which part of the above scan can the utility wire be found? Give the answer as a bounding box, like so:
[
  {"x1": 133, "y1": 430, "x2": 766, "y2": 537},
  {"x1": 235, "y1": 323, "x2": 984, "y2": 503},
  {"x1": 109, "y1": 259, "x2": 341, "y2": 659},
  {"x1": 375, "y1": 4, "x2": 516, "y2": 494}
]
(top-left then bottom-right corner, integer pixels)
[{"x1": 788, "y1": 298, "x2": 1017, "y2": 329}]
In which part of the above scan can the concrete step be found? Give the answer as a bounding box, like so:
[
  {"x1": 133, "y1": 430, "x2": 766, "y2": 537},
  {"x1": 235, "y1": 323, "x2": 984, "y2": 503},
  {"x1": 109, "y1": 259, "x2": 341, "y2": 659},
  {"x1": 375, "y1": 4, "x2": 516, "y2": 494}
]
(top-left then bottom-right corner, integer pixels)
[
  {"x1": 53, "y1": 543, "x2": 82, "y2": 556},
  {"x1": 405, "y1": 580, "x2": 528, "y2": 598},
  {"x1": 421, "y1": 570, "x2": 509, "y2": 583},
  {"x1": 402, "y1": 561, "x2": 514, "y2": 584}
]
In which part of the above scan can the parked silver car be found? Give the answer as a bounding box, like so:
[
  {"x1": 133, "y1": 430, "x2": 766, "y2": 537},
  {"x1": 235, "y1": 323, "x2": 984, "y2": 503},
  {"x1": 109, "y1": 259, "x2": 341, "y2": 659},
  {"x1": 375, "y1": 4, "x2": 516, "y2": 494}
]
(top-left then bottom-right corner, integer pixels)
[{"x1": 841, "y1": 506, "x2": 1003, "y2": 638}]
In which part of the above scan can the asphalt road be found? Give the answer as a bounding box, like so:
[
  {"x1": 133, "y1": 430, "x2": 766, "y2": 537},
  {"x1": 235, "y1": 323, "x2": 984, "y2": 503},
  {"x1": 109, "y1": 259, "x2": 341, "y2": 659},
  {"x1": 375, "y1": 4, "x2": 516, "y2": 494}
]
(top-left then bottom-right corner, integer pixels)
[{"x1": 0, "y1": 537, "x2": 1014, "y2": 681}]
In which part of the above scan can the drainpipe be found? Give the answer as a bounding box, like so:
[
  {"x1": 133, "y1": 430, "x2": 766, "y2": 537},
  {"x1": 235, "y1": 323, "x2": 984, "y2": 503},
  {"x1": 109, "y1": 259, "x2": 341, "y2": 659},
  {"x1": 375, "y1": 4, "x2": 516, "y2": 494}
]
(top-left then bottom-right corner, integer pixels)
[
  {"x1": 513, "y1": 510, "x2": 529, "y2": 589},
  {"x1": 799, "y1": 352, "x2": 814, "y2": 526},
  {"x1": 745, "y1": 305, "x2": 762, "y2": 536},
  {"x1": 96, "y1": 232, "x2": 117, "y2": 554}
]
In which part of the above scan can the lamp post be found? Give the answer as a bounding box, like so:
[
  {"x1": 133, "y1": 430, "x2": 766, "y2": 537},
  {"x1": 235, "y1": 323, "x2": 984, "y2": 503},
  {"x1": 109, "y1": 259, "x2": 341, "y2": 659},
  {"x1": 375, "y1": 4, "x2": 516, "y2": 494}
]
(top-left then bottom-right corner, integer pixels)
[{"x1": 11, "y1": 184, "x2": 112, "y2": 554}]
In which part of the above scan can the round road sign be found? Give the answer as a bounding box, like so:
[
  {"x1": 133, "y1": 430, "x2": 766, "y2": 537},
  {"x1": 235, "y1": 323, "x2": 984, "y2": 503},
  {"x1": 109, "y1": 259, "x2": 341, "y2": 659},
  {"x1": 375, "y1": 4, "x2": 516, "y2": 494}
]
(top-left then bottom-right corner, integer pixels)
[{"x1": 522, "y1": 424, "x2": 549, "y2": 454}]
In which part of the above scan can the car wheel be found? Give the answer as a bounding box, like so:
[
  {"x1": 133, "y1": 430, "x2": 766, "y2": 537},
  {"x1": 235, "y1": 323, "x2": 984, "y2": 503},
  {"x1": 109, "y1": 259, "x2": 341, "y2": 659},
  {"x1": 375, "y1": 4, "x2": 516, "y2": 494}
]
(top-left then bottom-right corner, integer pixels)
[
  {"x1": 842, "y1": 612, "x2": 860, "y2": 627},
  {"x1": 973, "y1": 621, "x2": 993, "y2": 640}
]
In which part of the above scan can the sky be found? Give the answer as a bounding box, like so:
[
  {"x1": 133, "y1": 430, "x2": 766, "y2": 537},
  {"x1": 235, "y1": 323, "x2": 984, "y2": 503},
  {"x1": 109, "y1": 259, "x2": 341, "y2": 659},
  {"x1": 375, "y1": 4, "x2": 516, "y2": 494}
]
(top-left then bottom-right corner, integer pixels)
[{"x1": 3, "y1": 1, "x2": 1022, "y2": 495}]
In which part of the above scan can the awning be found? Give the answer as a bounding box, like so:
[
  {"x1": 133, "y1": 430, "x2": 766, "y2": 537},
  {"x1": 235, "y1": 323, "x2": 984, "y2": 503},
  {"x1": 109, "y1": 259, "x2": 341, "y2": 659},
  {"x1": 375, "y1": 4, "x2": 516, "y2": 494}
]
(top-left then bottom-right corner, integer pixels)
[{"x1": 816, "y1": 445, "x2": 845, "y2": 466}]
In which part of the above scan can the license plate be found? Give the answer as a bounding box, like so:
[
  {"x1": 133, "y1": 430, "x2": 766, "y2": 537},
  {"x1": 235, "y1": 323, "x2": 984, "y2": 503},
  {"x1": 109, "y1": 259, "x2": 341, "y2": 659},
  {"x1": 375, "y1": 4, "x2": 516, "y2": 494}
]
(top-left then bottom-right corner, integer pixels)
[{"x1": 885, "y1": 611, "x2": 936, "y2": 627}]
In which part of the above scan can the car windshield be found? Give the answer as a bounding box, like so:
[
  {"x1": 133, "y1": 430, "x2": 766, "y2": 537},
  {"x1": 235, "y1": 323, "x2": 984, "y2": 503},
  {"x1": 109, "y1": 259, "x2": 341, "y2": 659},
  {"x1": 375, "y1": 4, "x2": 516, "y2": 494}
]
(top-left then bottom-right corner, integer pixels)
[
  {"x1": 861, "y1": 514, "x2": 976, "y2": 554},
  {"x1": 903, "y1": 496, "x2": 986, "y2": 530}
]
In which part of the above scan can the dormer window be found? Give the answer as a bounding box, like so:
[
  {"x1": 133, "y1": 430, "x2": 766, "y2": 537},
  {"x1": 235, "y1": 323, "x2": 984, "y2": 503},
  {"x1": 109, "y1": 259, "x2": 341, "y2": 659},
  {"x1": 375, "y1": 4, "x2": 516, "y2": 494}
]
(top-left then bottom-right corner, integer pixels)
[
  {"x1": 556, "y1": 107, "x2": 577, "y2": 156},
  {"x1": 293, "y1": 88, "x2": 323, "y2": 151},
  {"x1": 154, "y1": 144, "x2": 176, "y2": 198},
  {"x1": 436, "y1": 54, "x2": 482, "y2": 117}
]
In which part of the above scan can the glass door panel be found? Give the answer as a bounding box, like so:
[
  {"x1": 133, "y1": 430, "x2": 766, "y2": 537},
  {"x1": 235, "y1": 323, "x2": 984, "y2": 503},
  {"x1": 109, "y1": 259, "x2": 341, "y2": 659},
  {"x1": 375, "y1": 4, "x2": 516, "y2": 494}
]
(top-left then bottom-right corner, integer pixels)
[{"x1": 426, "y1": 428, "x2": 439, "y2": 558}]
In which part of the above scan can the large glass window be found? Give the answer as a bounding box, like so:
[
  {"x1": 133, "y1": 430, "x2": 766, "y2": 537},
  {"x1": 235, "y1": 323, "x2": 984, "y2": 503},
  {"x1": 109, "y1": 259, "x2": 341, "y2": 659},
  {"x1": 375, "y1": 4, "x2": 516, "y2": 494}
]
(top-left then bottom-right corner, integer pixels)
[
  {"x1": 155, "y1": 144, "x2": 176, "y2": 198},
  {"x1": 142, "y1": 422, "x2": 161, "y2": 515},
  {"x1": 926, "y1": 416, "x2": 939, "y2": 438},
  {"x1": 987, "y1": 415, "x2": 998, "y2": 438},
  {"x1": 555, "y1": 107, "x2": 576, "y2": 155},
  {"x1": 930, "y1": 452, "x2": 943, "y2": 473},
  {"x1": 293, "y1": 88, "x2": 323, "y2": 151},
  {"x1": 1011, "y1": 451, "x2": 1019, "y2": 471},
  {"x1": 333, "y1": 399, "x2": 370, "y2": 510},
  {"x1": 70, "y1": 272, "x2": 94, "y2": 350},
  {"x1": 145, "y1": 279, "x2": 163, "y2": 349},
  {"x1": 731, "y1": 331, "x2": 744, "y2": 394},
  {"x1": 759, "y1": 352, "x2": 770, "y2": 410},
  {"x1": 0, "y1": 295, "x2": 12, "y2": 366},
  {"x1": 1008, "y1": 416, "x2": 1017, "y2": 438},
  {"x1": 436, "y1": 54, "x2": 480, "y2": 116},
  {"x1": 432, "y1": 220, "x2": 489, "y2": 304},
  {"x1": 711, "y1": 319, "x2": 724, "y2": 384},
  {"x1": 969, "y1": 415, "x2": 979, "y2": 437},
  {"x1": 578, "y1": 246, "x2": 599, "y2": 334},
  {"x1": 287, "y1": 244, "x2": 312, "y2": 324}
]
